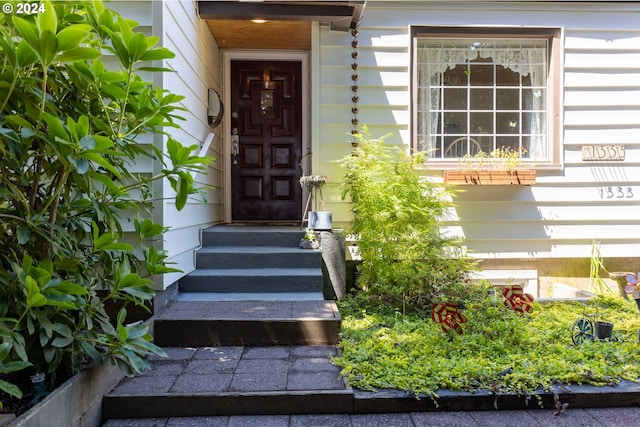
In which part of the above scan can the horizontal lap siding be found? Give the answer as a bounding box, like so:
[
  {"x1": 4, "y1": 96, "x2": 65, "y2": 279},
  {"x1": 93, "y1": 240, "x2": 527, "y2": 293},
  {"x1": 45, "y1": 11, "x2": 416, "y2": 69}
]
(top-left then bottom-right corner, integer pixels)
[
  {"x1": 159, "y1": 0, "x2": 223, "y2": 289},
  {"x1": 318, "y1": 1, "x2": 640, "y2": 261}
]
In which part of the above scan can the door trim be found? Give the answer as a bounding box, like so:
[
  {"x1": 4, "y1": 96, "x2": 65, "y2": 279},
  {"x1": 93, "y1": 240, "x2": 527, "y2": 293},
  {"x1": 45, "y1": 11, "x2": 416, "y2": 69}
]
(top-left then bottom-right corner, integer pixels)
[{"x1": 223, "y1": 50, "x2": 310, "y2": 223}]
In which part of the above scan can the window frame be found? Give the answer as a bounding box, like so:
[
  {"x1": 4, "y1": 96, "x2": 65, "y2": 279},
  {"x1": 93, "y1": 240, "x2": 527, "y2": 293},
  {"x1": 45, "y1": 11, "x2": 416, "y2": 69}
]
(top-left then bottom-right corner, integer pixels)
[{"x1": 411, "y1": 26, "x2": 563, "y2": 170}]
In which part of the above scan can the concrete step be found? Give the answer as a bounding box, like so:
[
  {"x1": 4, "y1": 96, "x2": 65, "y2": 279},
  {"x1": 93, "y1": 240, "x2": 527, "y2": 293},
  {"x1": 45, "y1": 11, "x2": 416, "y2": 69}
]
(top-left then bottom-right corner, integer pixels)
[
  {"x1": 202, "y1": 226, "x2": 305, "y2": 247},
  {"x1": 153, "y1": 300, "x2": 341, "y2": 347},
  {"x1": 102, "y1": 346, "x2": 351, "y2": 419},
  {"x1": 195, "y1": 246, "x2": 321, "y2": 269},
  {"x1": 173, "y1": 292, "x2": 325, "y2": 301},
  {"x1": 179, "y1": 268, "x2": 323, "y2": 293}
]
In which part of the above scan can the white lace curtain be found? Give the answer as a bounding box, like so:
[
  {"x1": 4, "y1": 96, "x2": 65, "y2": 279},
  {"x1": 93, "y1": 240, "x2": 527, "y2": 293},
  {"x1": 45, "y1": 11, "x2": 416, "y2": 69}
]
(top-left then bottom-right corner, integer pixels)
[{"x1": 418, "y1": 39, "x2": 547, "y2": 159}]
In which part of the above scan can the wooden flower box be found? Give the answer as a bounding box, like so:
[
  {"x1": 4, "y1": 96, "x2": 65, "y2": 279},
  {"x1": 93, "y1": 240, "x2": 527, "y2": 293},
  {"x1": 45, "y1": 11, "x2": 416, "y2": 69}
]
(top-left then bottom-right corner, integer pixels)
[{"x1": 443, "y1": 169, "x2": 536, "y2": 185}]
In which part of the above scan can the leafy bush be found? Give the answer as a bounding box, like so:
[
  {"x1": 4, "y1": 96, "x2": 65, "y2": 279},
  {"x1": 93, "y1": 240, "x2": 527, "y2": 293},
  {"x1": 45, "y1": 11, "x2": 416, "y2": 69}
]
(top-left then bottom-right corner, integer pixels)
[
  {"x1": 0, "y1": 0, "x2": 211, "y2": 402},
  {"x1": 338, "y1": 127, "x2": 477, "y2": 315}
]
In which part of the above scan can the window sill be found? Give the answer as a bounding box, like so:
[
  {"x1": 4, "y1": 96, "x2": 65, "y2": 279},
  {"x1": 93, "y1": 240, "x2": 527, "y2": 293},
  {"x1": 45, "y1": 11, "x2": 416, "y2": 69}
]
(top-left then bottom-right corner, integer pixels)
[{"x1": 443, "y1": 169, "x2": 536, "y2": 185}]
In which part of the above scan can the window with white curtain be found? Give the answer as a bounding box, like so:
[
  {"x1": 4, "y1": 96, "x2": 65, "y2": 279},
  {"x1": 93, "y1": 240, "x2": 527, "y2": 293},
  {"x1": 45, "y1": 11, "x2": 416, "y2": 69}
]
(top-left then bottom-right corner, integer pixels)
[{"x1": 412, "y1": 27, "x2": 562, "y2": 168}]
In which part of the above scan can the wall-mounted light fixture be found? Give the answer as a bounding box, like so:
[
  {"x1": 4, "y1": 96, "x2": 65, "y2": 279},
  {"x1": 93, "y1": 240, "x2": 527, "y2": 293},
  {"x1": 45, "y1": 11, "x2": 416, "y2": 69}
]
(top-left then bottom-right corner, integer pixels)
[{"x1": 208, "y1": 88, "x2": 224, "y2": 128}]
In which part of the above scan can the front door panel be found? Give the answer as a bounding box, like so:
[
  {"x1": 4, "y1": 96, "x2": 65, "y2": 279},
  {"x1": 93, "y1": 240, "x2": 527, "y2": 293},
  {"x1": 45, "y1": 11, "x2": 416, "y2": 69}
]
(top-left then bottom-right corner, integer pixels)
[{"x1": 230, "y1": 60, "x2": 302, "y2": 221}]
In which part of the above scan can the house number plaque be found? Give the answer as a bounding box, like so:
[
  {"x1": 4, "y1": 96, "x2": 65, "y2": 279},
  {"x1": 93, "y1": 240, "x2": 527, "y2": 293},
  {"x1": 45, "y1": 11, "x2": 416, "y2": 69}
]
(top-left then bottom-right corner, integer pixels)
[{"x1": 581, "y1": 145, "x2": 625, "y2": 161}]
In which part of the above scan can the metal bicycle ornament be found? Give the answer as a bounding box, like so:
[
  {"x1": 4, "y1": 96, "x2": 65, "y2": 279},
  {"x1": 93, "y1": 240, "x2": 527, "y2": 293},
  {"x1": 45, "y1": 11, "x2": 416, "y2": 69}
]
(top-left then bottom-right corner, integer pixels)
[{"x1": 571, "y1": 304, "x2": 614, "y2": 345}]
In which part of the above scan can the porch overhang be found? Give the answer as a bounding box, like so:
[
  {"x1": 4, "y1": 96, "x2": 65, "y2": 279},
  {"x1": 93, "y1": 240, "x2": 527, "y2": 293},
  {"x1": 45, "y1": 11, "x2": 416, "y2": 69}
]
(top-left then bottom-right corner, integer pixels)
[{"x1": 197, "y1": 1, "x2": 365, "y2": 32}]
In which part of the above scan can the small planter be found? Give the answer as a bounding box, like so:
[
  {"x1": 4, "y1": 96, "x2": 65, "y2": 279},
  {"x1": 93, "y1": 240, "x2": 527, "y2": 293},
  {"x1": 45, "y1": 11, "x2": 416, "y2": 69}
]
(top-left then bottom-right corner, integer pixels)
[
  {"x1": 308, "y1": 211, "x2": 332, "y2": 231},
  {"x1": 595, "y1": 321, "x2": 614, "y2": 340},
  {"x1": 443, "y1": 169, "x2": 536, "y2": 185}
]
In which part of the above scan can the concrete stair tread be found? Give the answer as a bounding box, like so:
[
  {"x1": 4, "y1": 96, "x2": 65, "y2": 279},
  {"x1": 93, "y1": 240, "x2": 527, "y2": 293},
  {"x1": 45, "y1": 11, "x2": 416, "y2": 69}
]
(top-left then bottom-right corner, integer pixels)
[
  {"x1": 187, "y1": 268, "x2": 322, "y2": 276},
  {"x1": 173, "y1": 292, "x2": 325, "y2": 301},
  {"x1": 198, "y1": 246, "x2": 319, "y2": 254},
  {"x1": 157, "y1": 300, "x2": 339, "y2": 320}
]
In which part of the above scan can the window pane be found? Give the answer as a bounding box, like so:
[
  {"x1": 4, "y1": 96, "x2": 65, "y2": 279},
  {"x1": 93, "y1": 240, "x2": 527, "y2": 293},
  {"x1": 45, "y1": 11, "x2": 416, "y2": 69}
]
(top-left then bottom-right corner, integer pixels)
[
  {"x1": 496, "y1": 89, "x2": 519, "y2": 110},
  {"x1": 443, "y1": 88, "x2": 467, "y2": 110},
  {"x1": 470, "y1": 88, "x2": 493, "y2": 110},
  {"x1": 496, "y1": 136, "x2": 520, "y2": 152},
  {"x1": 496, "y1": 112, "x2": 519, "y2": 134},
  {"x1": 470, "y1": 64, "x2": 493, "y2": 86},
  {"x1": 470, "y1": 112, "x2": 493, "y2": 134},
  {"x1": 444, "y1": 112, "x2": 467, "y2": 134}
]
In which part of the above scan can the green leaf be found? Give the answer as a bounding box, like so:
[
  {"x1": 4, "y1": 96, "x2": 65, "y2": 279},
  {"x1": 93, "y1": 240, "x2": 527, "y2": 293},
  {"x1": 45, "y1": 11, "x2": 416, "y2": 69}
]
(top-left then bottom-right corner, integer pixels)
[
  {"x1": 38, "y1": 29, "x2": 59, "y2": 66},
  {"x1": 0, "y1": 343, "x2": 10, "y2": 362},
  {"x1": 79, "y1": 135, "x2": 96, "y2": 150},
  {"x1": 122, "y1": 285, "x2": 154, "y2": 300},
  {"x1": 12, "y1": 17, "x2": 39, "y2": 51},
  {"x1": 127, "y1": 32, "x2": 147, "y2": 63},
  {"x1": 117, "y1": 273, "x2": 146, "y2": 288},
  {"x1": 36, "y1": 0, "x2": 57, "y2": 34},
  {"x1": 83, "y1": 152, "x2": 121, "y2": 177},
  {"x1": 56, "y1": 24, "x2": 91, "y2": 51},
  {"x1": 45, "y1": 280, "x2": 88, "y2": 295},
  {"x1": 92, "y1": 135, "x2": 115, "y2": 150},
  {"x1": 117, "y1": 324, "x2": 127, "y2": 344},
  {"x1": 69, "y1": 155, "x2": 89, "y2": 174},
  {"x1": 139, "y1": 47, "x2": 175, "y2": 62},
  {"x1": 80, "y1": 340, "x2": 103, "y2": 364},
  {"x1": 0, "y1": 379, "x2": 24, "y2": 399},
  {"x1": 0, "y1": 361, "x2": 30, "y2": 375},
  {"x1": 135, "y1": 218, "x2": 164, "y2": 238},
  {"x1": 55, "y1": 47, "x2": 101, "y2": 63},
  {"x1": 51, "y1": 323, "x2": 72, "y2": 337},
  {"x1": 136, "y1": 66, "x2": 175, "y2": 73},
  {"x1": 175, "y1": 175, "x2": 189, "y2": 211},
  {"x1": 51, "y1": 336, "x2": 74, "y2": 348},
  {"x1": 103, "y1": 27, "x2": 130, "y2": 68},
  {"x1": 42, "y1": 112, "x2": 70, "y2": 141},
  {"x1": 27, "y1": 293, "x2": 47, "y2": 308},
  {"x1": 126, "y1": 324, "x2": 149, "y2": 340},
  {"x1": 101, "y1": 242, "x2": 134, "y2": 251},
  {"x1": 16, "y1": 39, "x2": 38, "y2": 67},
  {"x1": 16, "y1": 227, "x2": 31, "y2": 245}
]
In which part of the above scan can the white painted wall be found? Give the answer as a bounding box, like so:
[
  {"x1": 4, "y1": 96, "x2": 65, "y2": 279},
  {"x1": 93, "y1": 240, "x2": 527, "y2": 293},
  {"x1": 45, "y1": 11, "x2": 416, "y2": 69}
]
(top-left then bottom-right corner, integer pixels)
[
  {"x1": 107, "y1": 1, "x2": 222, "y2": 291},
  {"x1": 316, "y1": 1, "x2": 640, "y2": 266},
  {"x1": 158, "y1": 0, "x2": 224, "y2": 289}
]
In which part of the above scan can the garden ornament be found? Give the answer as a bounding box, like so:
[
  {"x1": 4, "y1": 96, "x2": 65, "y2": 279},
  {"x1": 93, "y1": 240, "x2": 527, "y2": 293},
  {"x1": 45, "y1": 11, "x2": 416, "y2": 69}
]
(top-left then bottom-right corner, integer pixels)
[
  {"x1": 502, "y1": 284, "x2": 534, "y2": 314},
  {"x1": 432, "y1": 302, "x2": 467, "y2": 334},
  {"x1": 624, "y1": 272, "x2": 639, "y2": 295}
]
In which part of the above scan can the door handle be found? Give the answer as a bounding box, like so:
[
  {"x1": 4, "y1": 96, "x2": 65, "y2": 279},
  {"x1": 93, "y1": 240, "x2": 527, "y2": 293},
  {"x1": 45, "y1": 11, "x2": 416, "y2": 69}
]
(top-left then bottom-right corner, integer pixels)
[{"x1": 231, "y1": 135, "x2": 239, "y2": 165}]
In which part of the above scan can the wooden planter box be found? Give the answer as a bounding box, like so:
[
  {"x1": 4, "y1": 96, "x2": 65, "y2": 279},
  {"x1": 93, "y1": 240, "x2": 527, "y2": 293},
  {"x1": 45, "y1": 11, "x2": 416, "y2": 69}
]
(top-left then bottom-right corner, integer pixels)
[{"x1": 443, "y1": 169, "x2": 536, "y2": 185}]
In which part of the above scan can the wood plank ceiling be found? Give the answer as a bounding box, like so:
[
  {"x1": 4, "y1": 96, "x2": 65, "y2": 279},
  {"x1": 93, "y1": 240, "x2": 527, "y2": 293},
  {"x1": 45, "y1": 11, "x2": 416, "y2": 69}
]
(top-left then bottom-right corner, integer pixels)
[
  {"x1": 206, "y1": 20, "x2": 312, "y2": 50},
  {"x1": 198, "y1": 1, "x2": 364, "y2": 50}
]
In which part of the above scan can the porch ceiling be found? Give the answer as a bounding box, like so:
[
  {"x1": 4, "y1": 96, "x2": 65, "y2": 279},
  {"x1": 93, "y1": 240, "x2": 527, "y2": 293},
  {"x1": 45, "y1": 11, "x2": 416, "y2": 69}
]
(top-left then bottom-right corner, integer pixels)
[{"x1": 198, "y1": 1, "x2": 365, "y2": 50}]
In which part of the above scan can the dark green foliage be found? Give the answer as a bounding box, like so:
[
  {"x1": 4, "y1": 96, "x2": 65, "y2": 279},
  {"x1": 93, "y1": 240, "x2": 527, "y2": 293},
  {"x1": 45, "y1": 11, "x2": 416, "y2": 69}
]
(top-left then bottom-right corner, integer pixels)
[
  {"x1": 0, "y1": 0, "x2": 212, "y2": 403},
  {"x1": 338, "y1": 127, "x2": 477, "y2": 315}
]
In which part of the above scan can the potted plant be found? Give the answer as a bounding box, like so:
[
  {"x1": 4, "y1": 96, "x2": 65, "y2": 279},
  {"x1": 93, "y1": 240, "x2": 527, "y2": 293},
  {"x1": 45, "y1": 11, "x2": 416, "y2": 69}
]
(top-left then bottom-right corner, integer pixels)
[
  {"x1": 443, "y1": 146, "x2": 536, "y2": 185},
  {"x1": 298, "y1": 228, "x2": 320, "y2": 249},
  {"x1": 300, "y1": 175, "x2": 332, "y2": 230}
]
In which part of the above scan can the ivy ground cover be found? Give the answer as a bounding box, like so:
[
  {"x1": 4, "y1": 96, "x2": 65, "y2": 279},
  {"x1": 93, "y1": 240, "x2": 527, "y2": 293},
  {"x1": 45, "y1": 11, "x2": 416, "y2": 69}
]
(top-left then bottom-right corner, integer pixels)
[{"x1": 333, "y1": 294, "x2": 640, "y2": 402}]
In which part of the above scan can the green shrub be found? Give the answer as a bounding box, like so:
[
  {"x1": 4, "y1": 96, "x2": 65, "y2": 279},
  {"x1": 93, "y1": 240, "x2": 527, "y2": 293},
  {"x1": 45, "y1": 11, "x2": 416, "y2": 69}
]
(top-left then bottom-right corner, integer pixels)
[
  {"x1": 0, "y1": 0, "x2": 212, "y2": 402},
  {"x1": 338, "y1": 127, "x2": 477, "y2": 315}
]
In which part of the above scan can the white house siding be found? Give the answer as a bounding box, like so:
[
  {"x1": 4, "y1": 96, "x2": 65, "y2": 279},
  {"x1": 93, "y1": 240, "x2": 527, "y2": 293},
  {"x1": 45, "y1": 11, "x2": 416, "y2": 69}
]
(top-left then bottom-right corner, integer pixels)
[
  {"x1": 158, "y1": 0, "x2": 224, "y2": 290},
  {"x1": 317, "y1": 1, "x2": 640, "y2": 275}
]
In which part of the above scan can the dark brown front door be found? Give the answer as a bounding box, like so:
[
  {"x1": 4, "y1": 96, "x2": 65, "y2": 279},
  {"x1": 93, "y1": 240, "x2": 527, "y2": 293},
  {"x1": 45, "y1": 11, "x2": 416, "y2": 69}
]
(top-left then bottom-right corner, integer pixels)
[{"x1": 230, "y1": 60, "x2": 303, "y2": 222}]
